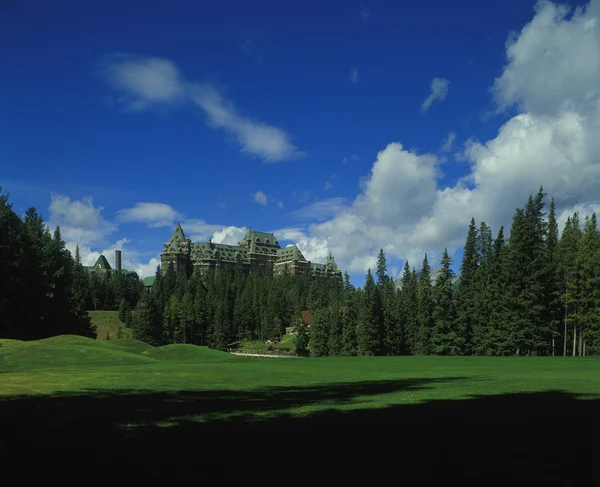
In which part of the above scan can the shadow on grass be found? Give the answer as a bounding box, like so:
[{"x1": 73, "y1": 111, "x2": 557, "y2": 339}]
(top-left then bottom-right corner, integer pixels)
[{"x1": 0, "y1": 377, "x2": 598, "y2": 483}]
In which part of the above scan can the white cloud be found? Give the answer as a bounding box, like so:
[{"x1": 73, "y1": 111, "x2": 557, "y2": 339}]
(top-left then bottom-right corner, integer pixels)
[
  {"x1": 49, "y1": 194, "x2": 116, "y2": 246},
  {"x1": 349, "y1": 68, "x2": 358, "y2": 84},
  {"x1": 290, "y1": 197, "x2": 349, "y2": 222},
  {"x1": 272, "y1": 227, "x2": 307, "y2": 242},
  {"x1": 324, "y1": 181, "x2": 333, "y2": 190},
  {"x1": 343, "y1": 153, "x2": 360, "y2": 164},
  {"x1": 102, "y1": 54, "x2": 302, "y2": 162},
  {"x1": 293, "y1": 0, "x2": 600, "y2": 275},
  {"x1": 421, "y1": 77, "x2": 450, "y2": 112},
  {"x1": 115, "y1": 202, "x2": 182, "y2": 228},
  {"x1": 493, "y1": 0, "x2": 600, "y2": 116},
  {"x1": 211, "y1": 226, "x2": 248, "y2": 245},
  {"x1": 441, "y1": 131, "x2": 456, "y2": 152},
  {"x1": 101, "y1": 55, "x2": 185, "y2": 110},
  {"x1": 190, "y1": 84, "x2": 304, "y2": 162},
  {"x1": 254, "y1": 191, "x2": 268, "y2": 206}
]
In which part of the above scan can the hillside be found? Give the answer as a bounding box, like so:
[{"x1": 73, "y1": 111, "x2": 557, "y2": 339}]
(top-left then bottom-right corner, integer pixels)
[
  {"x1": 89, "y1": 310, "x2": 133, "y2": 341},
  {"x1": 0, "y1": 334, "x2": 239, "y2": 374}
]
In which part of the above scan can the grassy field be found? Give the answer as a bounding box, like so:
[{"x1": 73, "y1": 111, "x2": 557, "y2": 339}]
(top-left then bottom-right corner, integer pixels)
[
  {"x1": 89, "y1": 310, "x2": 133, "y2": 341},
  {"x1": 235, "y1": 333, "x2": 297, "y2": 353},
  {"x1": 0, "y1": 335, "x2": 598, "y2": 482}
]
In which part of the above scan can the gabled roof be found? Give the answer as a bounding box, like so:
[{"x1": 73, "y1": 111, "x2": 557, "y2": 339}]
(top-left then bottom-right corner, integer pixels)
[
  {"x1": 172, "y1": 222, "x2": 186, "y2": 241},
  {"x1": 238, "y1": 228, "x2": 280, "y2": 251},
  {"x1": 191, "y1": 243, "x2": 249, "y2": 264},
  {"x1": 276, "y1": 245, "x2": 307, "y2": 262},
  {"x1": 92, "y1": 255, "x2": 111, "y2": 270}
]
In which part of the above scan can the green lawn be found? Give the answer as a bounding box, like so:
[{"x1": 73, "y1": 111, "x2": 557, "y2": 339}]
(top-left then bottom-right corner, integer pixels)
[
  {"x1": 0, "y1": 335, "x2": 597, "y2": 482},
  {"x1": 89, "y1": 310, "x2": 132, "y2": 341}
]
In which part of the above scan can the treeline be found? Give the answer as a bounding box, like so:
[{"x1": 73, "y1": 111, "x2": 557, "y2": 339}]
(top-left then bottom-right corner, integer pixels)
[
  {"x1": 3, "y1": 185, "x2": 599, "y2": 356},
  {"x1": 130, "y1": 261, "x2": 341, "y2": 348},
  {"x1": 131, "y1": 187, "x2": 600, "y2": 356},
  {"x1": 304, "y1": 187, "x2": 600, "y2": 356},
  {"x1": 0, "y1": 188, "x2": 95, "y2": 340}
]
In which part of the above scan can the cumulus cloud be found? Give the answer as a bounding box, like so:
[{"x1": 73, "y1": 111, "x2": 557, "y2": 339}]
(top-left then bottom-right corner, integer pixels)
[
  {"x1": 349, "y1": 68, "x2": 358, "y2": 84},
  {"x1": 102, "y1": 54, "x2": 302, "y2": 162},
  {"x1": 211, "y1": 226, "x2": 248, "y2": 245},
  {"x1": 49, "y1": 194, "x2": 117, "y2": 246},
  {"x1": 421, "y1": 77, "x2": 450, "y2": 112},
  {"x1": 254, "y1": 191, "x2": 268, "y2": 205},
  {"x1": 493, "y1": 0, "x2": 600, "y2": 116},
  {"x1": 293, "y1": 0, "x2": 600, "y2": 275},
  {"x1": 441, "y1": 131, "x2": 456, "y2": 152},
  {"x1": 115, "y1": 202, "x2": 182, "y2": 227}
]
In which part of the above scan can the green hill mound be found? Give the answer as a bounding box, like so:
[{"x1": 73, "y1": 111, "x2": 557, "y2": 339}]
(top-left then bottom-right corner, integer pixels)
[
  {"x1": 111, "y1": 338, "x2": 155, "y2": 354},
  {"x1": 0, "y1": 335, "x2": 155, "y2": 372},
  {"x1": 144, "y1": 344, "x2": 241, "y2": 363}
]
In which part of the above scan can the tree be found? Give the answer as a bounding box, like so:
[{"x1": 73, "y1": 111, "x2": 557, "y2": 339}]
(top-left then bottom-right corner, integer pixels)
[
  {"x1": 416, "y1": 254, "x2": 434, "y2": 354},
  {"x1": 357, "y1": 269, "x2": 382, "y2": 355},
  {"x1": 118, "y1": 297, "x2": 131, "y2": 327},
  {"x1": 376, "y1": 249, "x2": 388, "y2": 287},
  {"x1": 294, "y1": 315, "x2": 309, "y2": 357},
  {"x1": 308, "y1": 310, "x2": 329, "y2": 357},
  {"x1": 456, "y1": 218, "x2": 478, "y2": 355},
  {"x1": 431, "y1": 249, "x2": 461, "y2": 355}
]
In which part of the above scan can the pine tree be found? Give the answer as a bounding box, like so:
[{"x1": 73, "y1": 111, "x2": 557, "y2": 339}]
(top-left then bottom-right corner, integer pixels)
[
  {"x1": 376, "y1": 249, "x2": 388, "y2": 287},
  {"x1": 545, "y1": 198, "x2": 562, "y2": 355},
  {"x1": 180, "y1": 290, "x2": 195, "y2": 344},
  {"x1": 294, "y1": 315, "x2": 309, "y2": 356},
  {"x1": 456, "y1": 218, "x2": 478, "y2": 354},
  {"x1": 118, "y1": 297, "x2": 130, "y2": 325},
  {"x1": 575, "y1": 214, "x2": 600, "y2": 355},
  {"x1": 356, "y1": 269, "x2": 382, "y2": 355},
  {"x1": 416, "y1": 254, "x2": 434, "y2": 354},
  {"x1": 431, "y1": 248, "x2": 461, "y2": 355},
  {"x1": 308, "y1": 309, "x2": 329, "y2": 356}
]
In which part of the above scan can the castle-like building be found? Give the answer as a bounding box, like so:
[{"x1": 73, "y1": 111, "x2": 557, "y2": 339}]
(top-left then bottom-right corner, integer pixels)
[{"x1": 161, "y1": 223, "x2": 341, "y2": 279}]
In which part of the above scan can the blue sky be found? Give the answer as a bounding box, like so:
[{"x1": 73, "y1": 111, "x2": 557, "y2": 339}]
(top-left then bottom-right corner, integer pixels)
[{"x1": 2, "y1": 0, "x2": 600, "y2": 286}]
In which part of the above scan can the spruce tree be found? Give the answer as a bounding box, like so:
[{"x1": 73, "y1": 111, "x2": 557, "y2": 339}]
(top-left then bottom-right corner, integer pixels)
[
  {"x1": 416, "y1": 254, "x2": 434, "y2": 354},
  {"x1": 356, "y1": 269, "x2": 382, "y2": 355},
  {"x1": 308, "y1": 309, "x2": 329, "y2": 356},
  {"x1": 431, "y1": 248, "x2": 461, "y2": 355},
  {"x1": 376, "y1": 249, "x2": 388, "y2": 287},
  {"x1": 456, "y1": 218, "x2": 478, "y2": 354}
]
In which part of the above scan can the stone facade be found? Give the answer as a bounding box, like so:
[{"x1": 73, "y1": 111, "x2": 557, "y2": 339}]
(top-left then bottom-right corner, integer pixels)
[{"x1": 161, "y1": 224, "x2": 342, "y2": 280}]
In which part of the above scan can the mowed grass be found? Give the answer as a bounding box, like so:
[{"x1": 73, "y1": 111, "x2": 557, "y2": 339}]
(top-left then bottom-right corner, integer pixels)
[
  {"x1": 1, "y1": 335, "x2": 598, "y2": 408},
  {"x1": 1, "y1": 336, "x2": 598, "y2": 482},
  {"x1": 89, "y1": 310, "x2": 132, "y2": 341}
]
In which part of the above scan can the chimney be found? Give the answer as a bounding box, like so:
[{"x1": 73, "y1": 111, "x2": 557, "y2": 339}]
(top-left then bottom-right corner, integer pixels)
[{"x1": 115, "y1": 250, "x2": 122, "y2": 272}]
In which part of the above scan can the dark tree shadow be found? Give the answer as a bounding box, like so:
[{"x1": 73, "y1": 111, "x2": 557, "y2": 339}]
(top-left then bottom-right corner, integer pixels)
[{"x1": 0, "y1": 377, "x2": 598, "y2": 483}]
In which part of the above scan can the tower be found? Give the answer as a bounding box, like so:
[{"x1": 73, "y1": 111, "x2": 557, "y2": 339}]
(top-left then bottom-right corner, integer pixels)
[
  {"x1": 161, "y1": 223, "x2": 191, "y2": 276},
  {"x1": 115, "y1": 250, "x2": 122, "y2": 272}
]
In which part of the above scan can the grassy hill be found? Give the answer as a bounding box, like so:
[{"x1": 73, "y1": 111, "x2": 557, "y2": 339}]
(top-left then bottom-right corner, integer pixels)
[
  {"x1": 89, "y1": 310, "x2": 133, "y2": 341},
  {"x1": 0, "y1": 335, "x2": 598, "y2": 482}
]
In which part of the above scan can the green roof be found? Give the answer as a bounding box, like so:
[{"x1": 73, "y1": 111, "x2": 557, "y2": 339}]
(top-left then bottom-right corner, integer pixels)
[
  {"x1": 172, "y1": 222, "x2": 186, "y2": 240},
  {"x1": 92, "y1": 255, "x2": 111, "y2": 270},
  {"x1": 191, "y1": 243, "x2": 249, "y2": 264},
  {"x1": 276, "y1": 245, "x2": 307, "y2": 262},
  {"x1": 238, "y1": 228, "x2": 280, "y2": 252},
  {"x1": 143, "y1": 276, "x2": 156, "y2": 287}
]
